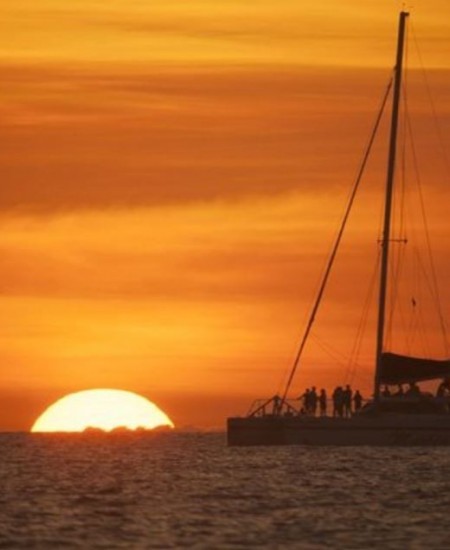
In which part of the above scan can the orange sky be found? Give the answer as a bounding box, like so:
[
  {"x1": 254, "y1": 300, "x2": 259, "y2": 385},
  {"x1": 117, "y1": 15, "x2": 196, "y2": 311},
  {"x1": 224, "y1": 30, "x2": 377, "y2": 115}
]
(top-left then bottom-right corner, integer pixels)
[{"x1": 1, "y1": 0, "x2": 450, "y2": 430}]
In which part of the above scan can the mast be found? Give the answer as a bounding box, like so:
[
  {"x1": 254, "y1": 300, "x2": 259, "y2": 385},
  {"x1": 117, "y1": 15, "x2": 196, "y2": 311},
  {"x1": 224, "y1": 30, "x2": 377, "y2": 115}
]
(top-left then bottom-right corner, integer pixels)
[{"x1": 374, "y1": 11, "x2": 409, "y2": 401}]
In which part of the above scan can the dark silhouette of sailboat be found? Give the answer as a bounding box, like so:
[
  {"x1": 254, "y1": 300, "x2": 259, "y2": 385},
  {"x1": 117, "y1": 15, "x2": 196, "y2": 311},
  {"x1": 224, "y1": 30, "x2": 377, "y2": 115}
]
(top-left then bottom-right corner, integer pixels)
[{"x1": 227, "y1": 11, "x2": 450, "y2": 446}]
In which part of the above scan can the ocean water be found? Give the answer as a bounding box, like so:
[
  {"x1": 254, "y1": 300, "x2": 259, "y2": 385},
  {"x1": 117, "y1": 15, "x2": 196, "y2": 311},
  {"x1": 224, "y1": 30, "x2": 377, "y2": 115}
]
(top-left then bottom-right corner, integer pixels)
[{"x1": 1, "y1": 432, "x2": 449, "y2": 549}]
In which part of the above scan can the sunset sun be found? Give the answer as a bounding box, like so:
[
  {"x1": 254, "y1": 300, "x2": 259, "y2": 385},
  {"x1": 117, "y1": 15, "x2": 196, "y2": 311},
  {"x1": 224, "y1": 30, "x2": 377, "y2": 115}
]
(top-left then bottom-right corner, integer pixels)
[{"x1": 31, "y1": 389, "x2": 174, "y2": 433}]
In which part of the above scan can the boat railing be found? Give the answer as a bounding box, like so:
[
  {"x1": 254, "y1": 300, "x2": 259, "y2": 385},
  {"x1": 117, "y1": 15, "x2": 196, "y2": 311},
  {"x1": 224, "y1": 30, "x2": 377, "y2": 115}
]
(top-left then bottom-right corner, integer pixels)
[
  {"x1": 246, "y1": 395, "x2": 369, "y2": 418},
  {"x1": 245, "y1": 392, "x2": 450, "y2": 418},
  {"x1": 247, "y1": 395, "x2": 299, "y2": 417}
]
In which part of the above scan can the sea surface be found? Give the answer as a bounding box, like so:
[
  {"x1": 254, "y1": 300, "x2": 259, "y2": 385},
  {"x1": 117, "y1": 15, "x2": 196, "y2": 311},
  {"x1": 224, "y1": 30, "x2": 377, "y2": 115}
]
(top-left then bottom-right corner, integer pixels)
[{"x1": 1, "y1": 432, "x2": 449, "y2": 549}]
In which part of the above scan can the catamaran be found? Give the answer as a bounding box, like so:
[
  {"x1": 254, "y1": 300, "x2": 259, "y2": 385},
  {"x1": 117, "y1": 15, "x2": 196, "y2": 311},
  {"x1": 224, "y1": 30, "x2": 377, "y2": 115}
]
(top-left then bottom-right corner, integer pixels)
[{"x1": 227, "y1": 11, "x2": 450, "y2": 446}]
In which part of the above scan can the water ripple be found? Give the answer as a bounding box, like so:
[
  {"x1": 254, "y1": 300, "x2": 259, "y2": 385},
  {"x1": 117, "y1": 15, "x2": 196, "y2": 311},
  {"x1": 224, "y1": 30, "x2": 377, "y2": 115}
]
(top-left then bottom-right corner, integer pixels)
[{"x1": 1, "y1": 433, "x2": 449, "y2": 548}]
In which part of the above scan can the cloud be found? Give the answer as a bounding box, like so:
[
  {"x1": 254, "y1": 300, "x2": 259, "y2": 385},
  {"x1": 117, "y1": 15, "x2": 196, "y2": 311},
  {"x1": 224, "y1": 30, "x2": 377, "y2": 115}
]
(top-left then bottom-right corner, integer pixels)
[
  {"x1": 3, "y1": 1, "x2": 450, "y2": 68},
  {"x1": 2, "y1": 62, "x2": 409, "y2": 213},
  {"x1": 0, "y1": 194, "x2": 346, "y2": 299}
]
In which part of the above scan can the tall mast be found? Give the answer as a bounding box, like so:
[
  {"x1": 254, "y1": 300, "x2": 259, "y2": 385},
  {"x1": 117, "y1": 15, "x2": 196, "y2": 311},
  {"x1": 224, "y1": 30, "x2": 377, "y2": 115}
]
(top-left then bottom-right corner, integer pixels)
[{"x1": 374, "y1": 11, "x2": 409, "y2": 400}]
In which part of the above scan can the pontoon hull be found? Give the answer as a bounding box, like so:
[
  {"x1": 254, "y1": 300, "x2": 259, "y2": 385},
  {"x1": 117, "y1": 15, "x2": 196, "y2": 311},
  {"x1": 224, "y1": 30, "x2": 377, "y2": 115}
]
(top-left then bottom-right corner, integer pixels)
[{"x1": 227, "y1": 415, "x2": 450, "y2": 446}]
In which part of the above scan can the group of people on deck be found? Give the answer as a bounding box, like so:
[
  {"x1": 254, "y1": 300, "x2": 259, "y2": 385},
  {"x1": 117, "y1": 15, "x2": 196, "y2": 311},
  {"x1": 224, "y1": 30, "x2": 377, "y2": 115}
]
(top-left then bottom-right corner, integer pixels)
[
  {"x1": 262, "y1": 378, "x2": 450, "y2": 418},
  {"x1": 381, "y1": 379, "x2": 450, "y2": 399},
  {"x1": 380, "y1": 383, "x2": 420, "y2": 397},
  {"x1": 299, "y1": 386, "x2": 363, "y2": 418}
]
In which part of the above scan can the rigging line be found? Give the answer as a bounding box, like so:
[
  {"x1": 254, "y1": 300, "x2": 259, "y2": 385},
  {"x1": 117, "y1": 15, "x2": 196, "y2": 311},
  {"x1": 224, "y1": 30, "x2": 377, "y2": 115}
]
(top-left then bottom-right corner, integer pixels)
[
  {"x1": 390, "y1": 259, "x2": 410, "y2": 351},
  {"x1": 405, "y1": 249, "x2": 420, "y2": 354},
  {"x1": 405, "y1": 102, "x2": 449, "y2": 355},
  {"x1": 385, "y1": 233, "x2": 409, "y2": 351},
  {"x1": 395, "y1": 25, "x2": 409, "y2": 267},
  {"x1": 348, "y1": 362, "x2": 373, "y2": 388},
  {"x1": 411, "y1": 21, "x2": 450, "y2": 184},
  {"x1": 281, "y1": 75, "x2": 394, "y2": 402},
  {"x1": 385, "y1": 256, "x2": 402, "y2": 349},
  {"x1": 413, "y1": 246, "x2": 448, "y2": 354},
  {"x1": 406, "y1": 309, "x2": 418, "y2": 354},
  {"x1": 349, "y1": 371, "x2": 373, "y2": 388},
  {"x1": 348, "y1": 364, "x2": 372, "y2": 388},
  {"x1": 310, "y1": 333, "x2": 349, "y2": 363},
  {"x1": 385, "y1": 241, "x2": 406, "y2": 347},
  {"x1": 345, "y1": 251, "x2": 380, "y2": 384},
  {"x1": 345, "y1": 252, "x2": 378, "y2": 379},
  {"x1": 387, "y1": 71, "x2": 410, "y2": 348},
  {"x1": 308, "y1": 335, "x2": 351, "y2": 383},
  {"x1": 417, "y1": 307, "x2": 431, "y2": 357},
  {"x1": 398, "y1": 85, "x2": 407, "y2": 236},
  {"x1": 409, "y1": 28, "x2": 449, "y2": 353},
  {"x1": 349, "y1": 370, "x2": 372, "y2": 386},
  {"x1": 407, "y1": 285, "x2": 428, "y2": 356}
]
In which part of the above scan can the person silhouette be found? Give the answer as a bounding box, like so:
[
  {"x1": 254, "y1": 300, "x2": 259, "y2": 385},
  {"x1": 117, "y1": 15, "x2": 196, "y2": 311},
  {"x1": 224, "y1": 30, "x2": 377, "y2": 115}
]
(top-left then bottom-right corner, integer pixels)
[
  {"x1": 353, "y1": 390, "x2": 363, "y2": 412},
  {"x1": 319, "y1": 389, "x2": 327, "y2": 417},
  {"x1": 332, "y1": 386, "x2": 343, "y2": 417},
  {"x1": 300, "y1": 389, "x2": 311, "y2": 415},
  {"x1": 272, "y1": 395, "x2": 282, "y2": 415},
  {"x1": 343, "y1": 385, "x2": 352, "y2": 418},
  {"x1": 310, "y1": 387, "x2": 318, "y2": 417}
]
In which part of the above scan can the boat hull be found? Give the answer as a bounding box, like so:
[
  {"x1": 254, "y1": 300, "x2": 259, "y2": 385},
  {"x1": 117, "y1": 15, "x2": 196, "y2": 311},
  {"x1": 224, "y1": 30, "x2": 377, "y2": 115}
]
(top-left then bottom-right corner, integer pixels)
[{"x1": 227, "y1": 414, "x2": 450, "y2": 446}]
